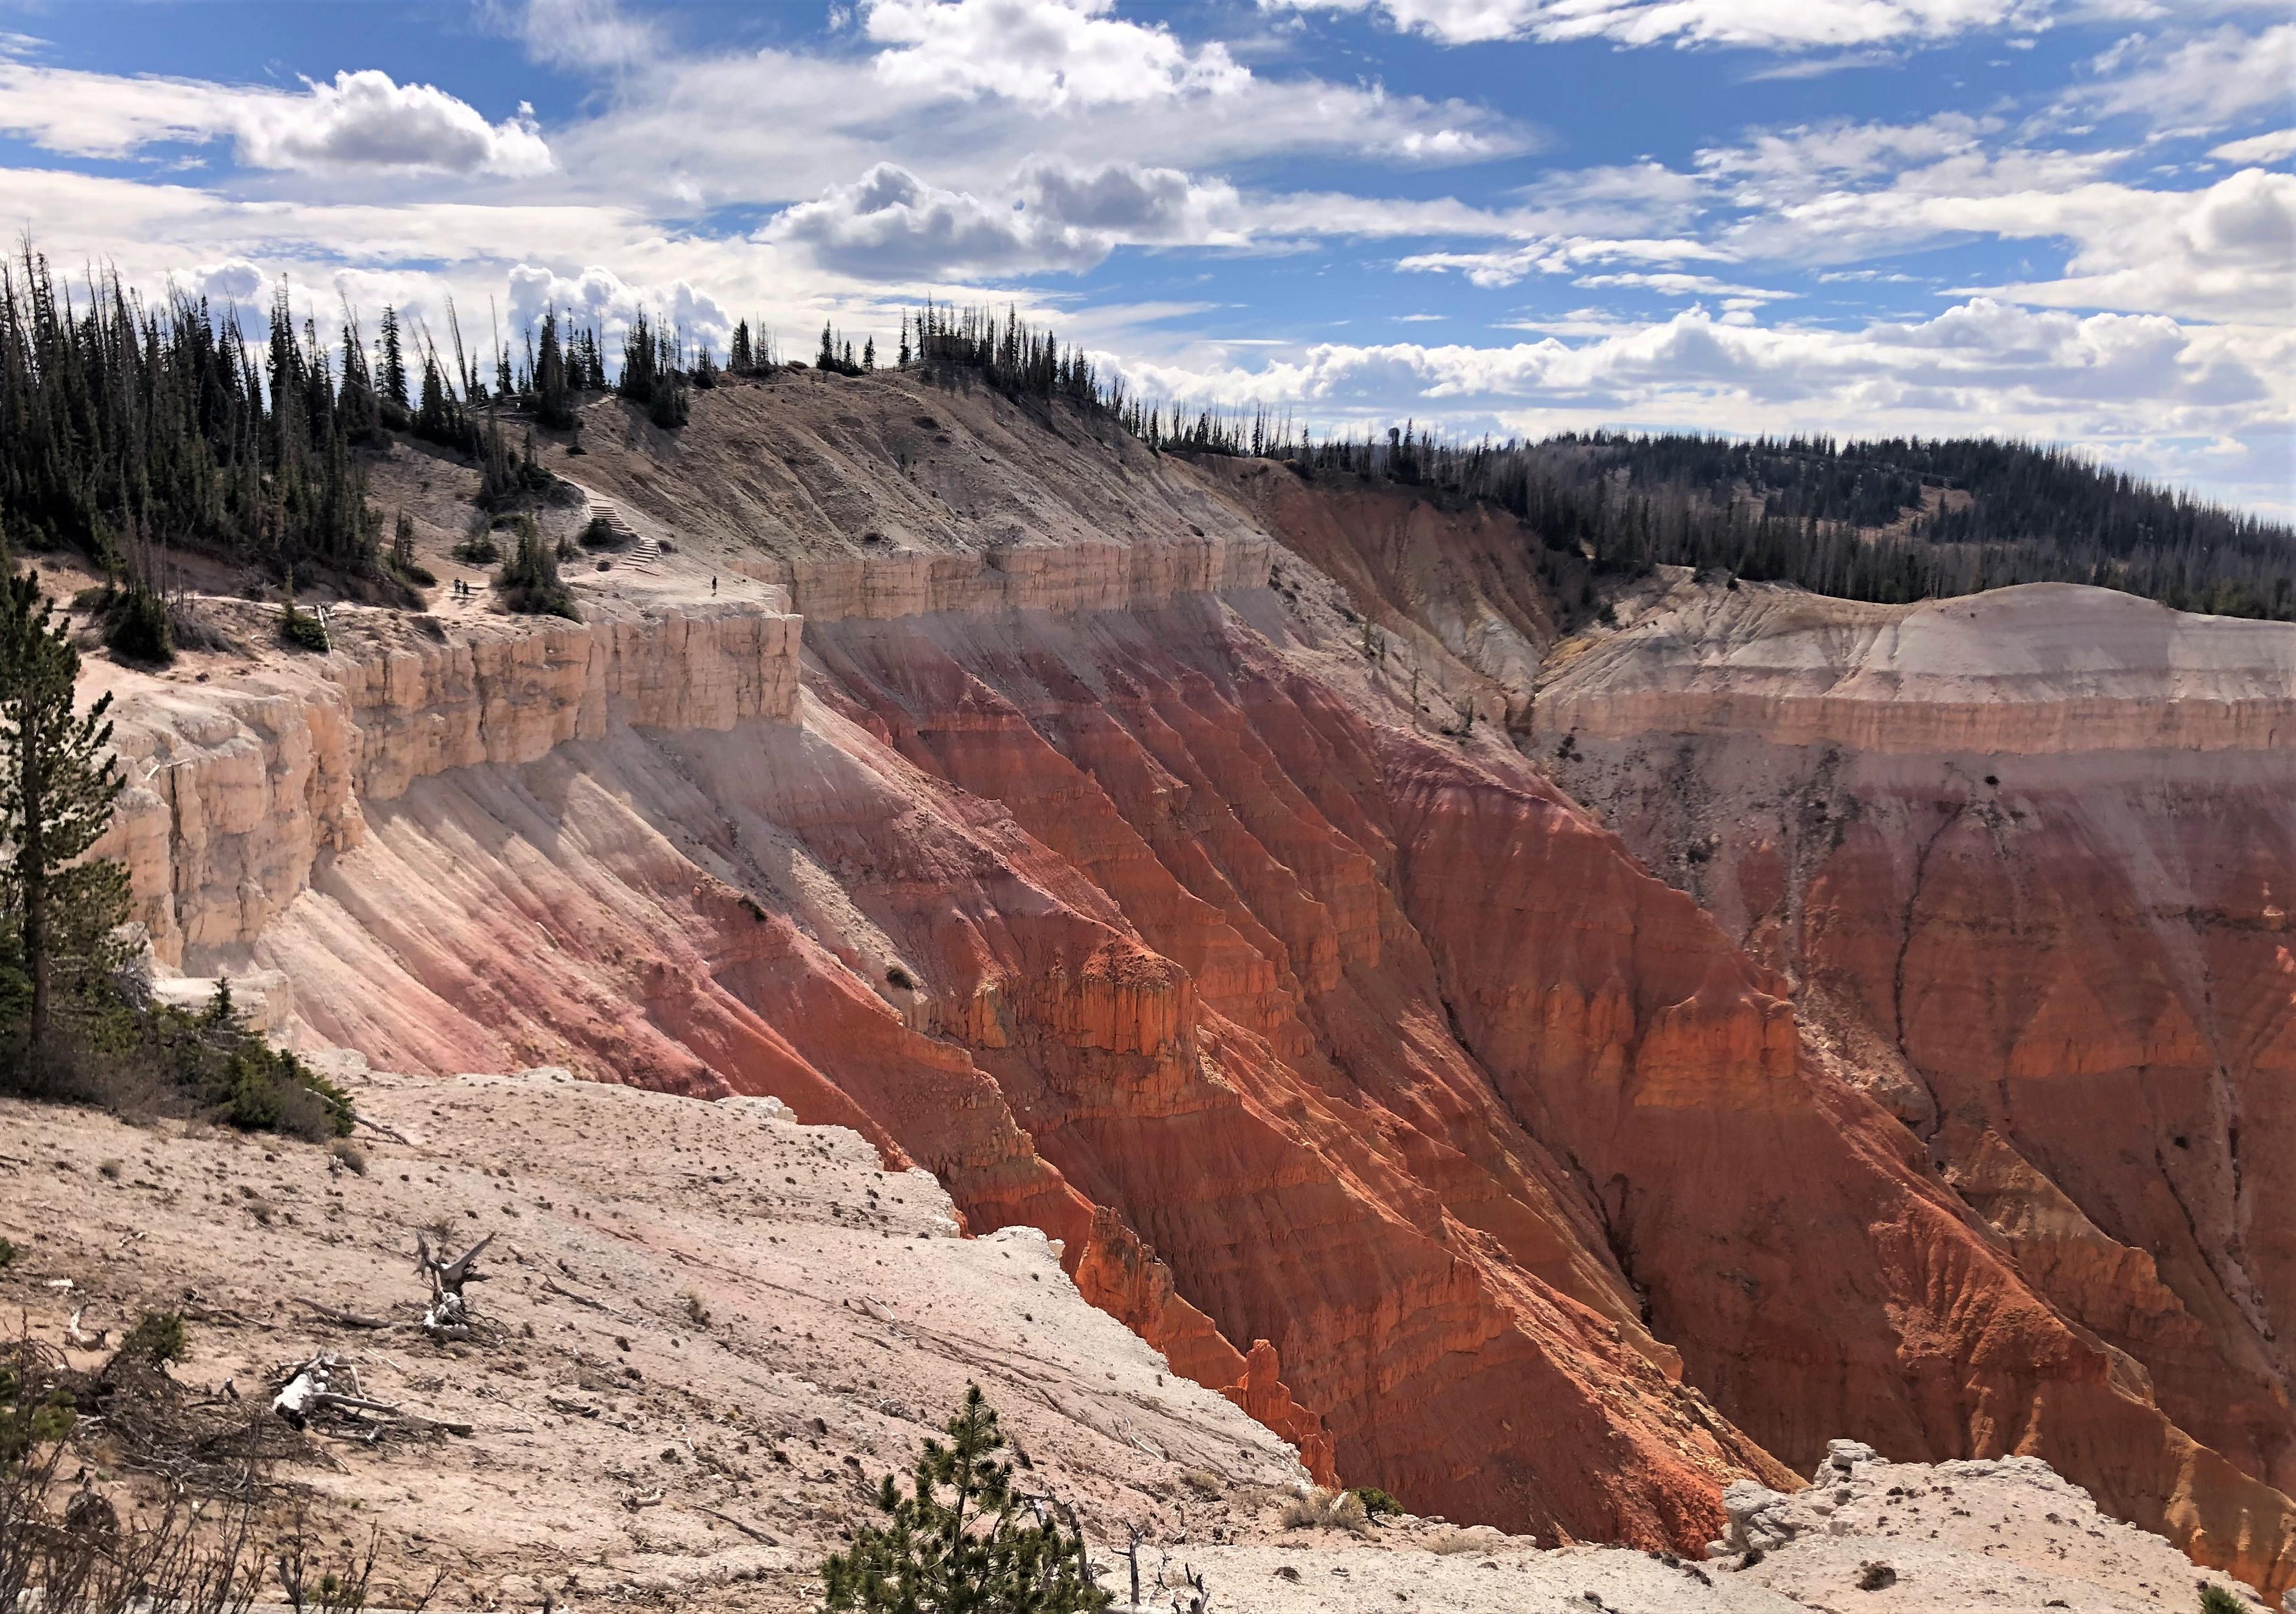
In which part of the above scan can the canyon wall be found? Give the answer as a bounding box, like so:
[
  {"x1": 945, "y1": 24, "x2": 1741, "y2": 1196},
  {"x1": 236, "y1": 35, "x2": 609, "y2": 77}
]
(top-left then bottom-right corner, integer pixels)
[
  {"x1": 1538, "y1": 575, "x2": 2296, "y2": 1587},
  {"x1": 98, "y1": 600, "x2": 802, "y2": 967},
  {"x1": 74, "y1": 379, "x2": 2296, "y2": 1598}
]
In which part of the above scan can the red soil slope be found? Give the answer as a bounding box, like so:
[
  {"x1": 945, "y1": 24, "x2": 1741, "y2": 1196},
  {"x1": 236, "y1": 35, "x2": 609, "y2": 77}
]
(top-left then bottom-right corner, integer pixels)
[{"x1": 112, "y1": 382, "x2": 2296, "y2": 1595}]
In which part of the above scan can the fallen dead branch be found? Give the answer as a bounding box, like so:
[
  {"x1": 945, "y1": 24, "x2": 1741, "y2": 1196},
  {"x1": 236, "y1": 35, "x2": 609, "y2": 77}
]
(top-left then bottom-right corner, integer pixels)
[
  {"x1": 541, "y1": 1275, "x2": 631, "y2": 1320},
  {"x1": 689, "y1": 1504, "x2": 778, "y2": 1545},
  {"x1": 270, "y1": 1354, "x2": 470, "y2": 1440},
  {"x1": 351, "y1": 1114, "x2": 413, "y2": 1145},
  {"x1": 288, "y1": 1298, "x2": 392, "y2": 1330}
]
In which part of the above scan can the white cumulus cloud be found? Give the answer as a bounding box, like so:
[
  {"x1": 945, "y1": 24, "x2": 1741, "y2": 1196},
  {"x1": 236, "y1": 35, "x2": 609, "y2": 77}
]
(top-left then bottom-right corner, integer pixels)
[
  {"x1": 1111, "y1": 299, "x2": 2291, "y2": 470},
  {"x1": 236, "y1": 71, "x2": 551, "y2": 175},
  {"x1": 762, "y1": 158, "x2": 1245, "y2": 276},
  {"x1": 506, "y1": 263, "x2": 734, "y2": 352},
  {"x1": 866, "y1": 0, "x2": 1250, "y2": 107},
  {"x1": 0, "y1": 62, "x2": 551, "y2": 175}
]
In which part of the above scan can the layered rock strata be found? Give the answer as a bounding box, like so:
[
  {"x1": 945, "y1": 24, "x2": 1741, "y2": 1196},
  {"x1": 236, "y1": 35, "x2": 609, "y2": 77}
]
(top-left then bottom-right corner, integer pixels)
[
  {"x1": 1538, "y1": 576, "x2": 2296, "y2": 1594},
  {"x1": 97, "y1": 599, "x2": 802, "y2": 967},
  {"x1": 71, "y1": 381, "x2": 2296, "y2": 1598}
]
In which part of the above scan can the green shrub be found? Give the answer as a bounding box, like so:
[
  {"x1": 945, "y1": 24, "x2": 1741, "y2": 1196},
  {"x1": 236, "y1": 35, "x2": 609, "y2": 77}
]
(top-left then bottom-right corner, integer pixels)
[
  {"x1": 824, "y1": 1385, "x2": 1108, "y2": 1613},
  {"x1": 648, "y1": 376, "x2": 691, "y2": 430},
  {"x1": 279, "y1": 603, "x2": 329, "y2": 653},
  {"x1": 0, "y1": 1349, "x2": 76, "y2": 1462},
  {"x1": 116, "y1": 983, "x2": 357, "y2": 1141},
  {"x1": 579, "y1": 515, "x2": 621, "y2": 548},
  {"x1": 100, "y1": 584, "x2": 174, "y2": 664},
  {"x1": 0, "y1": 1238, "x2": 15, "y2": 1269},
  {"x1": 2199, "y1": 1587, "x2": 2247, "y2": 1614},
  {"x1": 451, "y1": 535, "x2": 500, "y2": 565},
  {"x1": 119, "y1": 1311, "x2": 186, "y2": 1365},
  {"x1": 1351, "y1": 1486, "x2": 1403, "y2": 1518},
  {"x1": 494, "y1": 516, "x2": 577, "y2": 620}
]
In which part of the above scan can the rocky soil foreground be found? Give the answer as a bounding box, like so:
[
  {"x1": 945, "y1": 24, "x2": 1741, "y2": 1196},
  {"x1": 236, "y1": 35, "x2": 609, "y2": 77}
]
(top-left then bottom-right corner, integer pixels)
[
  {"x1": 48, "y1": 367, "x2": 2296, "y2": 1601},
  {"x1": 0, "y1": 1071, "x2": 2269, "y2": 1612}
]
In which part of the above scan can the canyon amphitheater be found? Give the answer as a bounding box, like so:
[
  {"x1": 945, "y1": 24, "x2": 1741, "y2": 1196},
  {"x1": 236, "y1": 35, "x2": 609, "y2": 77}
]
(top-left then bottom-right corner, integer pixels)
[{"x1": 11, "y1": 367, "x2": 2295, "y2": 1613}]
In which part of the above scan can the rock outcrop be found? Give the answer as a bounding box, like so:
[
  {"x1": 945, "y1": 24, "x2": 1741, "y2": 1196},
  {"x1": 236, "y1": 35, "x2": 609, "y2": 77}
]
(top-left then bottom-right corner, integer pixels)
[{"x1": 97, "y1": 597, "x2": 801, "y2": 967}]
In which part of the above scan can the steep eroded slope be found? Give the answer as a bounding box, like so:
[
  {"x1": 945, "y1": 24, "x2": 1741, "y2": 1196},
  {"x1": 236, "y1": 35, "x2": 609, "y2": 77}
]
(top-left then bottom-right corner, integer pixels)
[{"x1": 82, "y1": 379, "x2": 2296, "y2": 1595}]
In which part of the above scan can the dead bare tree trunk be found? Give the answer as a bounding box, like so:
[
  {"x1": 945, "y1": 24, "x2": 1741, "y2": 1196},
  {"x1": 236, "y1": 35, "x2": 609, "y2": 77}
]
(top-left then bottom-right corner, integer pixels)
[{"x1": 414, "y1": 1232, "x2": 493, "y2": 1340}]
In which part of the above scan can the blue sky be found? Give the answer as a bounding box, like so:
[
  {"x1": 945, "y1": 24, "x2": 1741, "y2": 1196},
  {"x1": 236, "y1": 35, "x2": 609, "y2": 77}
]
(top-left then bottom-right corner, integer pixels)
[{"x1": 0, "y1": 0, "x2": 2289, "y2": 510}]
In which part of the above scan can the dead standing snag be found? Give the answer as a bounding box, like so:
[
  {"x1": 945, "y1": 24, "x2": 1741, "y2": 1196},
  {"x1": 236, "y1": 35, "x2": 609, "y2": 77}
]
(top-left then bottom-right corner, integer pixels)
[{"x1": 412, "y1": 1232, "x2": 493, "y2": 1341}]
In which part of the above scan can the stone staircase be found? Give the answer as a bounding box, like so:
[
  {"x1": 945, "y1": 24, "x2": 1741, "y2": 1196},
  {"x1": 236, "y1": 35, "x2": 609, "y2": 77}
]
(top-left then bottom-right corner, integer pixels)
[
  {"x1": 583, "y1": 497, "x2": 639, "y2": 541},
  {"x1": 583, "y1": 496, "x2": 661, "y2": 574}
]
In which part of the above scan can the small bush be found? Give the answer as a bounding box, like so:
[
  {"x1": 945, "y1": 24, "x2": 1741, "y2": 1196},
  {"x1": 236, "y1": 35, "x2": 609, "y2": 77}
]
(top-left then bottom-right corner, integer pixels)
[
  {"x1": 451, "y1": 535, "x2": 500, "y2": 565},
  {"x1": 2200, "y1": 1588, "x2": 2247, "y2": 1614},
  {"x1": 1426, "y1": 1528, "x2": 1477, "y2": 1555},
  {"x1": 119, "y1": 1311, "x2": 186, "y2": 1365},
  {"x1": 329, "y1": 1138, "x2": 367, "y2": 1175},
  {"x1": 579, "y1": 515, "x2": 622, "y2": 549},
  {"x1": 99, "y1": 584, "x2": 174, "y2": 664},
  {"x1": 279, "y1": 604, "x2": 329, "y2": 653},
  {"x1": 1351, "y1": 1485, "x2": 1403, "y2": 1518},
  {"x1": 0, "y1": 1238, "x2": 15, "y2": 1268},
  {"x1": 1279, "y1": 1487, "x2": 1371, "y2": 1535},
  {"x1": 127, "y1": 984, "x2": 357, "y2": 1141}
]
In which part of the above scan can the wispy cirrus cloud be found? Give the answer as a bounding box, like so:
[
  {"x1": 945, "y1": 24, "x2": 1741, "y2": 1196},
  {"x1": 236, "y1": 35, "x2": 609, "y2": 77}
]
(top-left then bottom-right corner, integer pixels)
[{"x1": 1258, "y1": 0, "x2": 2043, "y2": 49}]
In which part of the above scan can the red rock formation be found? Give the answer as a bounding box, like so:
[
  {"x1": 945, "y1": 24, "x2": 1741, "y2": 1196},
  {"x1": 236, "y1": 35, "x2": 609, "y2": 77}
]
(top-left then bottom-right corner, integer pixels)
[
  {"x1": 1222, "y1": 1341, "x2": 1338, "y2": 1488},
  {"x1": 111, "y1": 384, "x2": 2296, "y2": 1597},
  {"x1": 1535, "y1": 577, "x2": 2296, "y2": 1595}
]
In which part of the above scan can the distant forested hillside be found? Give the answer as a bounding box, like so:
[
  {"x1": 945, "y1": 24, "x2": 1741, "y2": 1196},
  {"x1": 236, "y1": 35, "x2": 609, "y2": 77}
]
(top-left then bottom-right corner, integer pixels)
[
  {"x1": 1273, "y1": 426, "x2": 2296, "y2": 621},
  {"x1": 0, "y1": 247, "x2": 703, "y2": 658}
]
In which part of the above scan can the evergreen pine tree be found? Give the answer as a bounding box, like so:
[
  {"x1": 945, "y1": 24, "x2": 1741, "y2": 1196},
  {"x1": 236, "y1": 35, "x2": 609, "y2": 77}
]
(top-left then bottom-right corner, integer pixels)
[
  {"x1": 818, "y1": 321, "x2": 835, "y2": 369},
  {"x1": 823, "y1": 1385, "x2": 1108, "y2": 1614},
  {"x1": 336, "y1": 302, "x2": 379, "y2": 442},
  {"x1": 862, "y1": 336, "x2": 875, "y2": 372},
  {"x1": 535, "y1": 309, "x2": 574, "y2": 429},
  {"x1": 378, "y1": 306, "x2": 409, "y2": 411},
  {"x1": 0, "y1": 571, "x2": 125, "y2": 1063}
]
